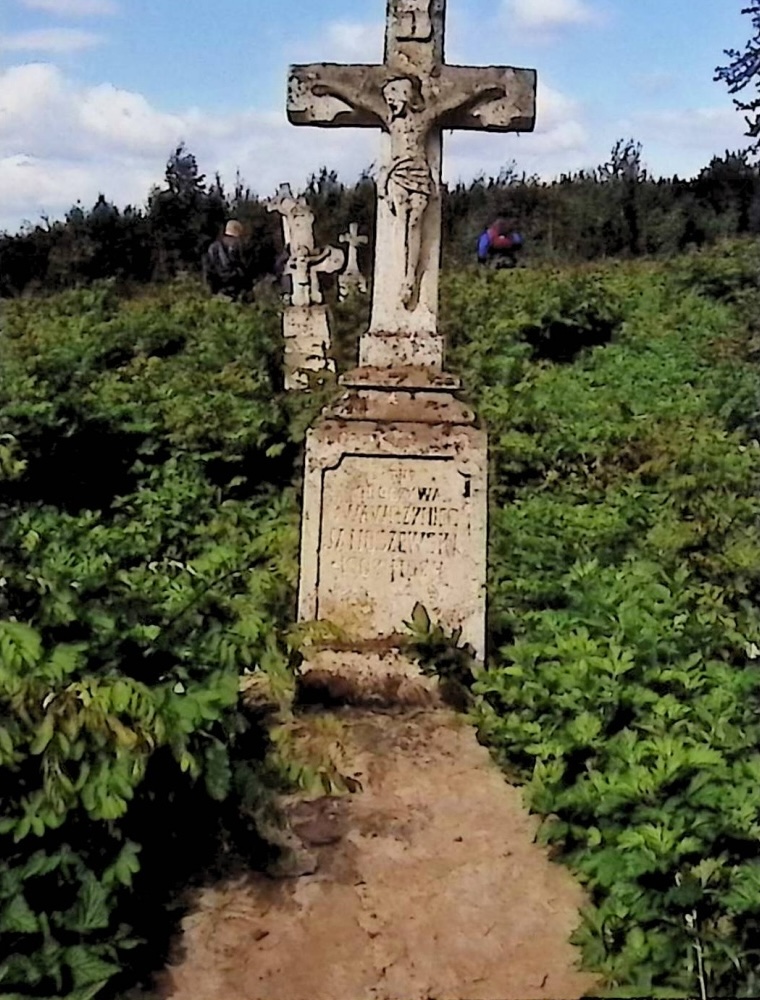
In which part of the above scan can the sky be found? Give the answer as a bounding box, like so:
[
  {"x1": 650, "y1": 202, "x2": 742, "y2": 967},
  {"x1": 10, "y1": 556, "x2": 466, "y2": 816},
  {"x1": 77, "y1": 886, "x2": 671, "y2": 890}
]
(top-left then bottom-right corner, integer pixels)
[{"x1": 0, "y1": 0, "x2": 753, "y2": 233}]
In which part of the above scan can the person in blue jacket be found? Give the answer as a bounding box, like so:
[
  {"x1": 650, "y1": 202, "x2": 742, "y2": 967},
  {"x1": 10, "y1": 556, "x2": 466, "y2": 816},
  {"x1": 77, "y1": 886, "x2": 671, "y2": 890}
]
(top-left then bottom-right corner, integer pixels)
[{"x1": 477, "y1": 217, "x2": 524, "y2": 269}]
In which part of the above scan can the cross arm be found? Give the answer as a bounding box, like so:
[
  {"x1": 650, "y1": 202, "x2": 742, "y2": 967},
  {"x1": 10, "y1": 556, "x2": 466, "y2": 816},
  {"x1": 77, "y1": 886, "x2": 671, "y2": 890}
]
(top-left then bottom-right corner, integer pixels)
[
  {"x1": 435, "y1": 66, "x2": 537, "y2": 132},
  {"x1": 288, "y1": 63, "x2": 389, "y2": 128}
]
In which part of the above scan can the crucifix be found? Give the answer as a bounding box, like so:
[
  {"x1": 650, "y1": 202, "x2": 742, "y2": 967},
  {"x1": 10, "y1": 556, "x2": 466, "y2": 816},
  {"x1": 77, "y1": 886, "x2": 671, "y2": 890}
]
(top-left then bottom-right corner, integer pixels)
[
  {"x1": 288, "y1": 0, "x2": 536, "y2": 365},
  {"x1": 338, "y1": 222, "x2": 370, "y2": 299}
]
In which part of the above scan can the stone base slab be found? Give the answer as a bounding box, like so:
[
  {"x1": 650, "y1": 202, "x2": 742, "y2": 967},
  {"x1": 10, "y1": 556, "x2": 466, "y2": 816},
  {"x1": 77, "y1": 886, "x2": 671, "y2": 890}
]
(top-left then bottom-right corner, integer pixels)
[{"x1": 298, "y1": 648, "x2": 443, "y2": 708}]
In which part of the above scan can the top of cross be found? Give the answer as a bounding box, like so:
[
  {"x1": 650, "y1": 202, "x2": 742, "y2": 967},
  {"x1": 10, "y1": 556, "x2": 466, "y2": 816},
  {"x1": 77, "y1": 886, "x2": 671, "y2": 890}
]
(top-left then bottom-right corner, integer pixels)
[
  {"x1": 286, "y1": 0, "x2": 537, "y2": 359},
  {"x1": 340, "y1": 223, "x2": 369, "y2": 250},
  {"x1": 387, "y1": 0, "x2": 442, "y2": 63}
]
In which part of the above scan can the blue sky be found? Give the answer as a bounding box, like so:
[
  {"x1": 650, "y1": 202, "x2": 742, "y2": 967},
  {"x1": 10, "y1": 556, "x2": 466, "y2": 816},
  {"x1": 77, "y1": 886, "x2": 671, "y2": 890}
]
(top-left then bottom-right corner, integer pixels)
[{"x1": 0, "y1": 0, "x2": 751, "y2": 232}]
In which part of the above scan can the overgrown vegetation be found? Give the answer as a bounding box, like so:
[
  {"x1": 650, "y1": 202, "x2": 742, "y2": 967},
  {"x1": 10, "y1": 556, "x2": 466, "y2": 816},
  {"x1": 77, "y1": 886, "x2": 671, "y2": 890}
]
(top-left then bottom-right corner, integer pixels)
[
  {"x1": 4, "y1": 241, "x2": 760, "y2": 997},
  {"x1": 441, "y1": 239, "x2": 760, "y2": 998},
  {"x1": 0, "y1": 281, "x2": 327, "y2": 997}
]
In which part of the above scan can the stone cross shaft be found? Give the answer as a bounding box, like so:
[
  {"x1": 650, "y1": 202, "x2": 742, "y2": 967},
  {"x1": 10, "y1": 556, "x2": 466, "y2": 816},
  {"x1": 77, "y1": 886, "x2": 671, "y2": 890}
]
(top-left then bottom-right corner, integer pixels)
[
  {"x1": 288, "y1": 0, "x2": 536, "y2": 359},
  {"x1": 267, "y1": 183, "x2": 315, "y2": 258}
]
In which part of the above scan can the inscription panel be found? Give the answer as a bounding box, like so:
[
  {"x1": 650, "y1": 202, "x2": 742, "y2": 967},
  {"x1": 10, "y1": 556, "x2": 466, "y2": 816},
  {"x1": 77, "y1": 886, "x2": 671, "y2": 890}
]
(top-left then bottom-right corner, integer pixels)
[{"x1": 316, "y1": 455, "x2": 477, "y2": 637}]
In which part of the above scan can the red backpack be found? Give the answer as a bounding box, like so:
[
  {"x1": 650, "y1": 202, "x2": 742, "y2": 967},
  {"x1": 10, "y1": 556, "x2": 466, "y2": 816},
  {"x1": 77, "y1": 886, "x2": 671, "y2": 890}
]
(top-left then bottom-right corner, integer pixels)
[{"x1": 488, "y1": 224, "x2": 514, "y2": 251}]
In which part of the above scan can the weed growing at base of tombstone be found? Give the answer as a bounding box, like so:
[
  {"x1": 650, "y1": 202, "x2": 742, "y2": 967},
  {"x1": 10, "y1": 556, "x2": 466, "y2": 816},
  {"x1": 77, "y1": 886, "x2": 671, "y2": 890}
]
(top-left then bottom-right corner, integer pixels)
[{"x1": 402, "y1": 603, "x2": 479, "y2": 709}]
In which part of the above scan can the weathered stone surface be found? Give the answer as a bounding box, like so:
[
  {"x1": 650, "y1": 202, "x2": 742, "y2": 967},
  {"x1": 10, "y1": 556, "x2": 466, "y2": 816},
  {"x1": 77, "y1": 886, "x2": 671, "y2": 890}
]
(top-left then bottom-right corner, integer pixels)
[
  {"x1": 298, "y1": 387, "x2": 487, "y2": 660},
  {"x1": 267, "y1": 184, "x2": 342, "y2": 390},
  {"x1": 287, "y1": 0, "x2": 538, "y2": 672},
  {"x1": 338, "y1": 223, "x2": 369, "y2": 301},
  {"x1": 267, "y1": 184, "x2": 345, "y2": 309},
  {"x1": 283, "y1": 306, "x2": 337, "y2": 391},
  {"x1": 285, "y1": 246, "x2": 344, "y2": 308},
  {"x1": 288, "y1": 0, "x2": 536, "y2": 363},
  {"x1": 266, "y1": 184, "x2": 315, "y2": 262},
  {"x1": 300, "y1": 650, "x2": 443, "y2": 708}
]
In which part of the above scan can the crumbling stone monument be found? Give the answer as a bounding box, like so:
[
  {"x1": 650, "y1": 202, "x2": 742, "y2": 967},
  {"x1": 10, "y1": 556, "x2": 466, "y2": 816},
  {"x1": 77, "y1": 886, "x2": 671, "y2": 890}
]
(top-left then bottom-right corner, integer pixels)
[
  {"x1": 267, "y1": 183, "x2": 344, "y2": 391},
  {"x1": 338, "y1": 223, "x2": 369, "y2": 300},
  {"x1": 288, "y1": 0, "x2": 536, "y2": 692}
]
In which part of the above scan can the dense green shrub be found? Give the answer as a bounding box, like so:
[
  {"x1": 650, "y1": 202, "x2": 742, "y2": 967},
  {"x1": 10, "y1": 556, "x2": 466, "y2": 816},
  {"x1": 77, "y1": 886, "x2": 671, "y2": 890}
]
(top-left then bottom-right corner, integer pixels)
[
  {"x1": 441, "y1": 241, "x2": 760, "y2": 996},
  {"x1": 0, "y1": 282, "x2": 323, "y2": 997},
  {"x1": 5, "y1": 242, "x2": 760, "y2": 998}
]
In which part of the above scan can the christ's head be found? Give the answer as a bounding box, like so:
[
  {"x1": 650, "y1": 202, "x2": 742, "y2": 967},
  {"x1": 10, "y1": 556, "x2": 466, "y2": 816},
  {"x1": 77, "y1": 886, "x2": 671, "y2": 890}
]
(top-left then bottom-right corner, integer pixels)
[{"x1": 383, "y1": 77, "x2": 425, "y2": 120}]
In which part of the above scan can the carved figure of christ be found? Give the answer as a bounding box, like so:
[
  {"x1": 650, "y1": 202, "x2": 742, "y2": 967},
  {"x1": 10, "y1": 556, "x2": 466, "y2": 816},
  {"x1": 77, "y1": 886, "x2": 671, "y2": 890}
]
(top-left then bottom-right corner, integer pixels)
[{"x1": 288, "y1": 0, "x2": 536, "y2": 350}]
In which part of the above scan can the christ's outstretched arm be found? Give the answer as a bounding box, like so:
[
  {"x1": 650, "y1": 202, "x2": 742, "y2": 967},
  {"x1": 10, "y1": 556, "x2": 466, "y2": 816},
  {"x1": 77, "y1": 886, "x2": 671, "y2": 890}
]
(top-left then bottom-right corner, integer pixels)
[{"x1": 288, "y1": 65, "x2": 389, "y2": 128}]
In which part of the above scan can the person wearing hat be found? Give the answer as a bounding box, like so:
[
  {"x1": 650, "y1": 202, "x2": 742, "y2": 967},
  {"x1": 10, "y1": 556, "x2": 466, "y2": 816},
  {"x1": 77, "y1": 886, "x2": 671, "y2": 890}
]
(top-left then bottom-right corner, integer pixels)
[{"x1": 203, "y1": 220, "x2": 250, "y2": 300}]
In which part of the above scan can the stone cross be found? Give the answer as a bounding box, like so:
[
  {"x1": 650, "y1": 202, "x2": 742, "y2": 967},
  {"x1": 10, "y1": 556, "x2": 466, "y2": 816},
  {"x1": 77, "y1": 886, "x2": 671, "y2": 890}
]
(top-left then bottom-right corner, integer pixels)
[
  {"x1": 267, "y1": 183, "x2": 344, "y2": 307},
  {"x1": 338, "y1": 222, "x2": 369, "y2": 300},
  {"x1": 266, "y1": 183, "x2": 341, "y2": 390},
  {"x1": 288, "y1": 0, "x2": 536, "y2": 364}
]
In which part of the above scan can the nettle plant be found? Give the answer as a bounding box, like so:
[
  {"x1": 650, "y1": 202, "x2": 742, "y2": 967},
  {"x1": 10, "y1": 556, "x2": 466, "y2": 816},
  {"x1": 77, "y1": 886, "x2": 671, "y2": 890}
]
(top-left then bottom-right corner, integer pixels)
[
  {"x1": 0, "y1": 620, "x2": 241, "y2": 998},
  {"x1": 475, "y1": 558, "x2": 760, "y2": 996}
]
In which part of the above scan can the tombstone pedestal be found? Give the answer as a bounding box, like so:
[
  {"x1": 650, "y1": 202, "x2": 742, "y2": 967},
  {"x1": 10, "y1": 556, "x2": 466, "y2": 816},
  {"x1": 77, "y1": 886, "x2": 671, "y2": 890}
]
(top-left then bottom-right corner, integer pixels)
[
  {"x1": 359, "y1": 332, "x2": 445, "y2": 370},
  {"x1": 285, "y1": 0, "x2": 536, "y2": 697},
  {"x1": 298, "y1": 365, "x2": 487, "y2": 700},
  {"x1": 283, "y1": 305, "x2": 337, "y2": 391}
]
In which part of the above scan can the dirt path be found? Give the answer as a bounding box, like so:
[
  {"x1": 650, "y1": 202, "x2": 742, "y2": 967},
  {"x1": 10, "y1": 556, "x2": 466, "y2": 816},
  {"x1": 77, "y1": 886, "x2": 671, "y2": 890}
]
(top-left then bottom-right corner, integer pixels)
[{"x1": 164, "y1": 709, "x2": 598, "y2": 1000}]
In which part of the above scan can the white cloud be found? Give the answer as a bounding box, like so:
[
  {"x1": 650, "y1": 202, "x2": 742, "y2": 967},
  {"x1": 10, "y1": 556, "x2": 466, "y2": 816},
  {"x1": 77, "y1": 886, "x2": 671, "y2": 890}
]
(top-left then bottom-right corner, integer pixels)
[
  {"x1": 18, "y1": 0, "x2": 119, "y2": 15},
  {"x1": 291, "y1": 19, "x2": 384, "y2": 64},
  {"x1": 0, "y1": 58, "x2": 748, "y2": 235},
  {"x1": 504, "y1": 0, "x2": 596, "y2": 30},
  {"x1": 0, "y1": 61, "x2": 379, "y2": 232},
  {"x1": 325, "y1": 21, "x2": 383, "y2": 62},
  {"x1": 445, "y1": 80, "x2": 591, "y2": 182},
  {"x1": 0, "y1": 28, "x2": 103, "y2": 52},
  {"x1": 0, "y1": 59, "x2": 597, "y2": 232},
  {"x1": 629, "y1": 107, "x2": 745, "y2": 151},
  {"x1": 617, "y1": 105, "x2": 750, "y2": 178}
]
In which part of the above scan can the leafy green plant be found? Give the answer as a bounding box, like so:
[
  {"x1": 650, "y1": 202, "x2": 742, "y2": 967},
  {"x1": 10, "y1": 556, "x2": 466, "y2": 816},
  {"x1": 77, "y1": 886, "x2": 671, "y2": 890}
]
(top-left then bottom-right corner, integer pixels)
[
  {"x1": 402, "y1": 603, "x2": 480, "y2": 710},
  {"x1": 444, "y1": 244, "x2": 760, "y2": 997},
  {"x1": 0, "y1": 282, "x2": 316, "y2": 997},
  {"x1": 6, "y1": 244, "x2": 760, "y2": 998}
]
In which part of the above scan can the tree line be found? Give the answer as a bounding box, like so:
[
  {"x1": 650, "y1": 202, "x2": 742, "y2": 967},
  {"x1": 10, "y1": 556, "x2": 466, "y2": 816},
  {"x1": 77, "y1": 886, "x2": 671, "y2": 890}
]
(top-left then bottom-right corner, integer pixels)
[{"x1": 1, "y1": 140, "x2": 759, "y2": 298}]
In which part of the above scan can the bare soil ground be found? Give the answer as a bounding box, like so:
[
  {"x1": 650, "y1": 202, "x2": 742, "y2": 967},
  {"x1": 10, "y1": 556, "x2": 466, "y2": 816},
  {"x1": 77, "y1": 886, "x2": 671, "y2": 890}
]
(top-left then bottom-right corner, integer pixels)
[{"x1": 163, "y1": 708, "x2": 599, "y2": 1000}]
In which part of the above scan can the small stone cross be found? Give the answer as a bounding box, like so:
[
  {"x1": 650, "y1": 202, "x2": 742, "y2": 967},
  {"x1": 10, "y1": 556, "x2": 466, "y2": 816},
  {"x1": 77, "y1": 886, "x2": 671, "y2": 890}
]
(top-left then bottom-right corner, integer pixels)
[
  {"x1": 267, "y1": 183, "x2": 344, "y2": 307},
  {"x1": 338, "y1": 223, "x2": 369, "y2": 299},
  {"x1": 288, "y1": 0, "x2": 536, "y2": 362}
]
